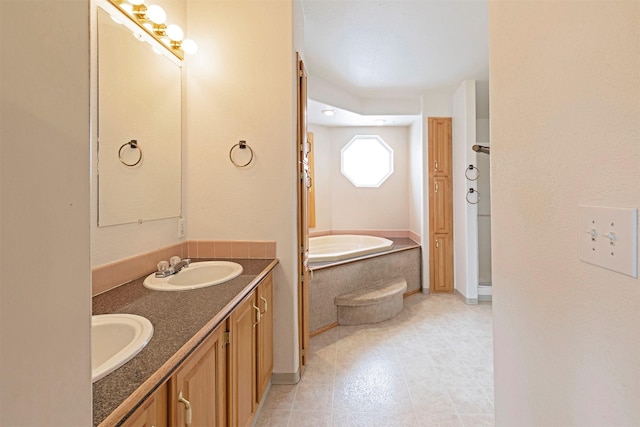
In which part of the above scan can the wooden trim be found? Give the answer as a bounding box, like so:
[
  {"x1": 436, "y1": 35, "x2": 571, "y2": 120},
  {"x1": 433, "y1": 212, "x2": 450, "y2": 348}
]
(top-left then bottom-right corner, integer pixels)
[
  {"x1": 403, "y1": 289, "x2": 421, "y2": 297},
  {"x1": 310, "y1": 322, "x2": 338, "y2": 337},
  {"x1": 296, "y1": 52, "x2": 310, "y2": 373},
  {"x1": 307, "y1": 132, "x2": 316, "y2": 228}
]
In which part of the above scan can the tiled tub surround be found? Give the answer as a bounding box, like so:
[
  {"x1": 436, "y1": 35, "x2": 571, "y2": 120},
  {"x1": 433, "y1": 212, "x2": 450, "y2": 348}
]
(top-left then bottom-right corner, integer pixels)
[
  {"x1": 92, "y1": 258, "x2": 278, "y2": 427},
  {"x1": 92, "y1": 240, "x2": 276, "y2": 295},
  {"x1": 309, "y1": 238, "x2": 421, "y2": 333}
]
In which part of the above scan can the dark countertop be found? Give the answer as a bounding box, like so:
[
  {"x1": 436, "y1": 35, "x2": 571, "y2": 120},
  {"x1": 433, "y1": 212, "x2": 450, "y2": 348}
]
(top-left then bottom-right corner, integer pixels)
[
  {"x1": 92, "y1": 258, "x2": 278, "y2": 427},
  {"x1": 309, "y1": 237, "x2": 420, "y2": 270}
]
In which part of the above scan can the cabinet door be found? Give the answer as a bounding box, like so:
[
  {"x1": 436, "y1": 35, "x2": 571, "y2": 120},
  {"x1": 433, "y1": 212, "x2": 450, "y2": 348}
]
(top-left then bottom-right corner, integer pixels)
[
  {"x1": 171, "y1": 325, "x2": 227, "y2": 427},
  {"x1": 432, "y1": 177, "x2": 452, "y2": 234},
  {"x1": 430, "y1": 118, "x2": 452, "y2": 177},
  {"x1": 229, "y1": 291, "x2": 257, "y2": 427},
  {"x1": 256, "y1": 273, "x2": 273, "y2": 404},
  {"x1": 432, "y1": 234, "x2": 453, "y2": 292},
  {"x1": 121, "y1": 382, "x2": 167, "y2": 427}
]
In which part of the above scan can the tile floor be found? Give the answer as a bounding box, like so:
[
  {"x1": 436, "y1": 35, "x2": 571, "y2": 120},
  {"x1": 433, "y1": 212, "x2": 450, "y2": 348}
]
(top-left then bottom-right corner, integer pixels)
[{"x1": 255, "y1": 293, "x2": 494, "y2": 427}]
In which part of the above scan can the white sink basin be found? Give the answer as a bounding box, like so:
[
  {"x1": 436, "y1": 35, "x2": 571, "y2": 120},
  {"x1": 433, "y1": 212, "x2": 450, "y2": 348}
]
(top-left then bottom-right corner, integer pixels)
[
  {"x1": 143, "y1": 261, "x2": 243, "y2": 291},
  {"x1": 92, "y1": 314, "x2": 153, "y2": 383}
]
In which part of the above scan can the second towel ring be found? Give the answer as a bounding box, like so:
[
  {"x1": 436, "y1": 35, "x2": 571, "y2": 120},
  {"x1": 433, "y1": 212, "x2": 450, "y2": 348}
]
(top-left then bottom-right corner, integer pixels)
[
  {"x1": 229, "y1": 140, "x2": 254, "y2": 167},
  {"x1": 119, "y1": 140, "x2": 143, "y2": 167},
  {"x1": 465, "y1": 164, "x2": 479, "y2": 181},
  {"x1": 466, "y1": 188, "x2": 480, "y2": 204}
]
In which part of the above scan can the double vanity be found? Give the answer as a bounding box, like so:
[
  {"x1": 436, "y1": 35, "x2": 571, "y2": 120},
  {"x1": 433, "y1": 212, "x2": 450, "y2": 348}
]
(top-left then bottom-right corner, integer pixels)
[{"x1": 92, "y1": 257, "x2": 278, "y2": 426}]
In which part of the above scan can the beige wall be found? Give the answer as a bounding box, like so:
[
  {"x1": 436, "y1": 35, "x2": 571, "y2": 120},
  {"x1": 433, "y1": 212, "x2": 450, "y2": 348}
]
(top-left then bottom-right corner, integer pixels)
[
  {"x1": 1, "y1": 1, "x2": 92, "y2": 425},
  {"x1": 408, "y1": 120, "x2": 423, "y2": 239},
  {"x1": 185, "y1": 0, "x2": 299, "y2": 376},
  {"x1": 490, "y1": 1, "x2": 640, "y2": 425},
  {"x1": 310, "y1": 125, "x2": 411, "y2": 234}
]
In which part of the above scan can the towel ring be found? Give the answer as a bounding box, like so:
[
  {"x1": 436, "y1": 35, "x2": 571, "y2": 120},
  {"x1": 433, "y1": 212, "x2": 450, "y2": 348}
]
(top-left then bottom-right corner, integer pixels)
[
  {"x1": 466, "y1": 188, "x2": 480, "y2": 204},
  {"x1": 118, "y1": 140, "x2": 143, "y2": 167},
  {"x1": 229, "y1": 140, "x2": 254, "y2": 167},
  {"x1": 465, "y1": 164, "x2": 479, "y2": 181}
]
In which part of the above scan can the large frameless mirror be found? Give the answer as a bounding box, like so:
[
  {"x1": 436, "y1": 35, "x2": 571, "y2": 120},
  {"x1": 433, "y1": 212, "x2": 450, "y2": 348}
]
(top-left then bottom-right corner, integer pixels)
[{"x1": 97, "y1": 6, "x2": 182, "y2": 226}]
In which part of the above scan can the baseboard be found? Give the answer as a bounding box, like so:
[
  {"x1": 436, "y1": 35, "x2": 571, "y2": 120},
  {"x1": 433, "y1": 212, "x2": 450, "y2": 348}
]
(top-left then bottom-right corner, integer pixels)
[
  {"x1": 454, "y1": 289, "x2": 478, "y2": 305},
  {"x1": 271, "y1": 369, "x2": 301, "y2": 385},
  {"x1": 252, "y1": 381, "x2": 272, "y2": 427}
]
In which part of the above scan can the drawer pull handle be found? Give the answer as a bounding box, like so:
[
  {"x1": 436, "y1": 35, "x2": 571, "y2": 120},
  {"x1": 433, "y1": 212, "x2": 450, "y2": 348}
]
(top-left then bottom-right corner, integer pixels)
[
  {"x1": 260, "y1": 296, "x2": 268, "y2": 314},
  {"x1": 178, "y1": 391, "x2": 192, "y2": 427},
  {"x1": 253, "y1": 304, "x2": 261, "y2": 328}
]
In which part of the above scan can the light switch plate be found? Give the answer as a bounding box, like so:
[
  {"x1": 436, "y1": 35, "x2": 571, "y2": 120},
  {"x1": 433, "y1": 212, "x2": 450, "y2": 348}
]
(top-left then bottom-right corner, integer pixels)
[{"x1": 578, "y1": 205, "x2": 638, "y2": 277}]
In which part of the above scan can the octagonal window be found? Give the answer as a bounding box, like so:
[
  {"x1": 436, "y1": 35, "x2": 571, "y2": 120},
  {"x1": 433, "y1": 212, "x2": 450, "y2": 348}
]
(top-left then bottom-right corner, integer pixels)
[{"x1": 341, "y1": 135, "x2": 393, "y2": 187}]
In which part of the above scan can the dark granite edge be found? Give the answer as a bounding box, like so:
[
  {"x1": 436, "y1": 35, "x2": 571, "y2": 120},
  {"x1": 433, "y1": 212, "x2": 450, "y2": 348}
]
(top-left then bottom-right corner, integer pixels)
[
  {"x1": 309, "y1": 238, "x2": 421, "y2": 271},
  {"x1": 95, "y1": 258, "x2": 279, "y2": 427}
]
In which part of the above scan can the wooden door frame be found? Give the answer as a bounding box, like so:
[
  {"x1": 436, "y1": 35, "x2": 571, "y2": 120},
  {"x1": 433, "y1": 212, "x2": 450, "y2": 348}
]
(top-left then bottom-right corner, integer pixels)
[{"x1": 295, "y1": 52, "x2": 310, "y2": 374}]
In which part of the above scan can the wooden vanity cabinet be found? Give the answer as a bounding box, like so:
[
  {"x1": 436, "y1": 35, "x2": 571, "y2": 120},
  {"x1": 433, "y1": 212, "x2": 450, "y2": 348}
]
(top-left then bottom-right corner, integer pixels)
[
  {"x1": 229, "y1": 272, "x2": 274, "y2": 427},
  {"x1": 229, "y1": 289, "x2": 258, "y2": 427},
  {"x1": 120, "y1": 382, "x2": 167, "y2": 427},
  {"x1": 169, "y1": 325, "x2": 227, "y2": 427},
  {"x1": 119, "y1": 272, "x2": 274, "y2": 427}
]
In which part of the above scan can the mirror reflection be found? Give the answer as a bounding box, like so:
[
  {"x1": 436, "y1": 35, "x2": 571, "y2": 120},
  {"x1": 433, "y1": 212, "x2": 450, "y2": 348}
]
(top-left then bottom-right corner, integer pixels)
[{"x1": 97, "y1": 7, "x2": 182, "y2": 226}]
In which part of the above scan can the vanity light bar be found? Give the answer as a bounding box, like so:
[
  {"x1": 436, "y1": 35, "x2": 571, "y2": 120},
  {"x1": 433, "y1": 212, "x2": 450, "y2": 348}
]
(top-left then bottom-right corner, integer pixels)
[{"x1": 107, "y1": 0, "x2": 197, "y2": 60}]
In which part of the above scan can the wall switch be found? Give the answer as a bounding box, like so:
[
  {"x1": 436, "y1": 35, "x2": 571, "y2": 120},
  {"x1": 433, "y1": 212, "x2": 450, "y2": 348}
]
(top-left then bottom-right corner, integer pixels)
[
  {"x1": 578, "y1": 205, "x2": 637, "y2": 277},
  {"x1": 178, "y1": 218, "x2": 186, "y2": 239}
]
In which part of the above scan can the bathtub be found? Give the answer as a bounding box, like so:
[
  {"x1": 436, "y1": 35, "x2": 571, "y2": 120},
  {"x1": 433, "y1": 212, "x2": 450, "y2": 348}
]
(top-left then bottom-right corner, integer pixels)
[{"x1": 308, "y1": 235, "x2": 394, "y2": 263}]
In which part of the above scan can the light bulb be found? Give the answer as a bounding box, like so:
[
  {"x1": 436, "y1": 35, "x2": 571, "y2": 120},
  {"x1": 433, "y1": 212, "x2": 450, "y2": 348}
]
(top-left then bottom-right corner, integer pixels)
[
  {"x1": 120, "y1": 3, "x2": 133, "y2": 13},
  {"x1": 146, "y1": 4, "x2": 166, "y2": 24},
  {"x1": 166, "y1": 24, "x2": 184, "y2": 41},
  {"x1": 128, "y1": 0, "x2": 144, "y2": 5},
  {"x1": 181, "y1": 39, "x2": 198, "y2": 55}
]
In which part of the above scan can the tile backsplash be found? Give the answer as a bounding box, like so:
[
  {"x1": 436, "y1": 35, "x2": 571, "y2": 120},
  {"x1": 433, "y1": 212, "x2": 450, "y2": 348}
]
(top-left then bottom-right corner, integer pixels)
[{"x1": 92, "y1": 240, "x2": 277, "y2": 296}]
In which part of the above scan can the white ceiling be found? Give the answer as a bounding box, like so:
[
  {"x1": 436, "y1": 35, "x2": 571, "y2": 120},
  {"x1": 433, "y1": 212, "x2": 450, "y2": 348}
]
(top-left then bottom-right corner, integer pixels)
[
  {"x1": 308, "y1": 99, "x2": 420, "y2": 127},
  {"x1": 301, "y1": 0, "x2": 489, "y2": 126}
]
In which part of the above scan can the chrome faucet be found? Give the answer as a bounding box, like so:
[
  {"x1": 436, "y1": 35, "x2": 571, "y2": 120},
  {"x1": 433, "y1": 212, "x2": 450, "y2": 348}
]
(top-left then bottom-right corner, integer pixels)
[{"x1": 155, "y1": 258, "x2": 191, "y2": 278}]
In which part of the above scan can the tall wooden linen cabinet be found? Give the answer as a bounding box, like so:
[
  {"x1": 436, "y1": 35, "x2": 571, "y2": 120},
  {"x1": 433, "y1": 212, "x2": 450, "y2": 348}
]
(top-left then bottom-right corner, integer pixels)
[{"x1": 428, "y1": 118, "x2": 454, "y2": 293}]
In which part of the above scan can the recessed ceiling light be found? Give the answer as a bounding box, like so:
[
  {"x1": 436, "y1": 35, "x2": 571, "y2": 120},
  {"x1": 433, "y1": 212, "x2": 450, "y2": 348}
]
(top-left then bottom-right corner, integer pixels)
[
  {"x1": 375, "y1": 119, "x2": 386, "y2": 125},
  {"x1": 321, "y1": 109, "x2": 335, "y2": 116}
]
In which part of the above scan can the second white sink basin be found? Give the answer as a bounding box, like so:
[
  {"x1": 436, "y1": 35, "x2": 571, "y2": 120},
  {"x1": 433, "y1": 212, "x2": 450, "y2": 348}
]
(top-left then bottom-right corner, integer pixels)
[
  {"x1": 143, "y1": 261, "x2": 243, "y2": 291},
  {"x1": 92, "y1": 314, "x2": 153, "y2": 383}
]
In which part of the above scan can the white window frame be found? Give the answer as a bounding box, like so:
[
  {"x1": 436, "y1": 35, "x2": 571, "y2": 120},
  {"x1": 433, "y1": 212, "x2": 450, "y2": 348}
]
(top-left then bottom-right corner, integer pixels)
[{"x1": 340, "y1": 135, "x2": 394, "y2": 188}]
